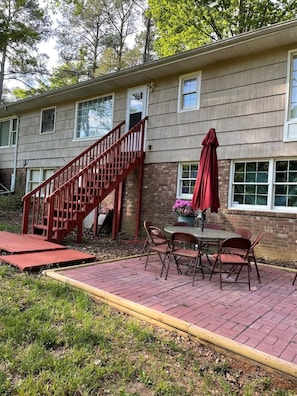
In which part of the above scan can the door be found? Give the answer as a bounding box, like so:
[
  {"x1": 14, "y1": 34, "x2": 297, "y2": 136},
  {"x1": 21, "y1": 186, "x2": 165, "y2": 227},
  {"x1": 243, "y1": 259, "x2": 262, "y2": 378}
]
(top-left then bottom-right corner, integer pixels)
[{"x1": 126, "y1": 86, "x2": 148, "y2": 130}]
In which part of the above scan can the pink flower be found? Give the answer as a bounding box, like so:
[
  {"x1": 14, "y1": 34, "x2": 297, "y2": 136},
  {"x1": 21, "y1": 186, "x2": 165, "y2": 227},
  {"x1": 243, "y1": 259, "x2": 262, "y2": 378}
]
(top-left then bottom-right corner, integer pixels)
[{"x1": 172, "y1": 199, "x2": 195, "y2": 216}]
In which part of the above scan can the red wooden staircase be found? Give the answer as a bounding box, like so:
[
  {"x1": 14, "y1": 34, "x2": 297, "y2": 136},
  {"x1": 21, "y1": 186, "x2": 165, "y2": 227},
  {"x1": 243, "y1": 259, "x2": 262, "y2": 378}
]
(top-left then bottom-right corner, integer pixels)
[{"x1": 22, "y1": 118, "x2": 147, "y2": 243}]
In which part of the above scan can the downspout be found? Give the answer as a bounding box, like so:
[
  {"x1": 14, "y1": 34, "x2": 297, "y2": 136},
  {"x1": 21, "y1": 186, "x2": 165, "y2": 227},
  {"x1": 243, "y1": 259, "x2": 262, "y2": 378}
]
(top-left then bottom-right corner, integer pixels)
[{"x1": 10, "y1": 116, "x2": 19, "y2": 192}]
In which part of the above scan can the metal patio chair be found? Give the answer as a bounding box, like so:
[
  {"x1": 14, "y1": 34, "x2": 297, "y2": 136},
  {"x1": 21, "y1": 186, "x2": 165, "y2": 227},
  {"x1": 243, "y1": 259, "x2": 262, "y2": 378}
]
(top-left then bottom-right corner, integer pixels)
[
  {"x1": 209, "y1": 237, "x2": 252, "y2": 290},
  {"x1": 139, "y1": 220, "x2": 154, "y2": 260},
  {"x1": 165, "y1": 232, "x2": 204, "y2": 285},
  {"x1": 144, "y1": 226, "x2": 171, "y2": 277}
]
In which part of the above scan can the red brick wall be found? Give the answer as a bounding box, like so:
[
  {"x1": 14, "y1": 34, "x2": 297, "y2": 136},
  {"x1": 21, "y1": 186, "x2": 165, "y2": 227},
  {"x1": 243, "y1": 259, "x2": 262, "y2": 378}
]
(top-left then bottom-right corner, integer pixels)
[{"x1": 121, "y1": 160, "x2": 297, "y2": 262}]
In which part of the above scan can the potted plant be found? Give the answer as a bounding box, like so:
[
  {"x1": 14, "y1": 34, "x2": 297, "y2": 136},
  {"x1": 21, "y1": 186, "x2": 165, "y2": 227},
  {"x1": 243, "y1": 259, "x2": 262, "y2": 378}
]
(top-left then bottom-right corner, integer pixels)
[{"x1": 172, "y1": 199, "x2": 195, "y2": 226}]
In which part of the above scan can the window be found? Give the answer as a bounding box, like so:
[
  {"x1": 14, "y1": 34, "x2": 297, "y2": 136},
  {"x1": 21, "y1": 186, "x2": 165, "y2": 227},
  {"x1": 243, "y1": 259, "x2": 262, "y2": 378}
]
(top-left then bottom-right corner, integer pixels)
[
  {"x1": 284, "y1": 50, "x2": 297, "y2": 141},
  {"x1": 178, "y1": 71, "x2": 201, "y2": 112},
  {"x1": 75, "y1": 95, "x2": 113, "y2": 139},
  {"x1": 177, "y1": 163, "x2": 198, "y2": 199},
  {"x1": 0, "y1": 117, "x2": 18, "y2": 147},
  {"x1": 26, "y1": 168, "x2": 54, "y2": 193},
  {"x1": 41, "y1": 107, "x2": 56, "y2": 133},
  {"x1": 230, "y1": 159, "x2": 297, "y2": 211}
]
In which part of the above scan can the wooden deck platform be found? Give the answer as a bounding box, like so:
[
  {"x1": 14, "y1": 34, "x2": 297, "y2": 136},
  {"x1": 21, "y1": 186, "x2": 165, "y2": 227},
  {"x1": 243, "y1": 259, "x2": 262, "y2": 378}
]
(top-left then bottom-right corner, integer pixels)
[{"x1": 0, "y1": 231, "x2": 96, "y2": 271}]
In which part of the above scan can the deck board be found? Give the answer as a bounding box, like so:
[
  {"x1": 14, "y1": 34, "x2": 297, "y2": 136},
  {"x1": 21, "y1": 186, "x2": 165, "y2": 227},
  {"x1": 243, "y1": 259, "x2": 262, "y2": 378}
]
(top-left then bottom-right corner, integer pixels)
[
  {"x1": 0, "y1": 231, "x2": 96, "y2": 270},
  {"x1": 0, "y1": 231, "x2": 66, "y2": 254}
]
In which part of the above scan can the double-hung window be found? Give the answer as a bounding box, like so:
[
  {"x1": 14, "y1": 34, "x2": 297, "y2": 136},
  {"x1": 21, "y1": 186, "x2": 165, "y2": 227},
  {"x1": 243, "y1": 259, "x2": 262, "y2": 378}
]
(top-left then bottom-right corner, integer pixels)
[
  {"x1": 0, "y1": 117, "x2": 18, "y2": 147},
  {"x1": 230, "y1": 159, "x2": 297, "y2": 211},
  {"x1": 41, "y1": 107, "x2": 56, "y2": 133},
  {"x1": 284, "y1": 50, "x2": 297, "y2": 141},
  {"x1": 178, "y1": 71, "x2": 201, "y2": 112},
  {"x1": 75, "y1": 94, "x2": 113, "y2": 139},
  {"x1": 26, "y1": 168, "x2": 54, "y2": 193},
  {"x1": 177, "y1": 163, "x2": 198, "y2": 199}
]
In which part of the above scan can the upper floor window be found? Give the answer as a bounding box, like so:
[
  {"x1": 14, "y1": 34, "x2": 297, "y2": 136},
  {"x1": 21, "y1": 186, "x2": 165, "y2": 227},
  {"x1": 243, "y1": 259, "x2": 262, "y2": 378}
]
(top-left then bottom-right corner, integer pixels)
[
  {"x1": 230, "y1": 159, "x2": 297, "y2": 211},
  {"x1": 284, "y1": 50, "x2": 297, "y2": 141},
  {"x1": 75, "y1": 94, "x2": 113, "y2": 139},
  {"x1": 0, "y1": 117, "x2": 18, "y2": 147},
  {"x1": 177, "y1": 162, "x2": 198, "y2": 199},
  {"x1": 41, "y1": 107, "x2": 56, "y2": 133},
  {"x1": 178, "y1": 71, "x2": 201, "y2": 112}
]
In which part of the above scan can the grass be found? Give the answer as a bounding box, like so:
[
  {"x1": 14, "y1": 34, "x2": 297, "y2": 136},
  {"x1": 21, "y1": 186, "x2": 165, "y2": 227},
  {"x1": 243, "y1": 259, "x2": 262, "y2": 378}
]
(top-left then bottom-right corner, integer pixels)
[{"x1": 0, "y1": 266, "x2": 296, "y2": 396}]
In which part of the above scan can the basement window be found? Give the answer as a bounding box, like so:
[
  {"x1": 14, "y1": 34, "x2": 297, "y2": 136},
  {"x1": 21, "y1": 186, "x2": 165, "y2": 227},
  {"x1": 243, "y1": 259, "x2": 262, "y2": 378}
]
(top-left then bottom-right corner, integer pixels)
[
  {"x1": 229, "y1": 159, "x2": 297, "y2": 212},
  {"x1": 26, "y1": 168, "x2": 54, "y2": 193},
  {"x1": 177, "y1": 162, "x2": 198, "y2": 199}
]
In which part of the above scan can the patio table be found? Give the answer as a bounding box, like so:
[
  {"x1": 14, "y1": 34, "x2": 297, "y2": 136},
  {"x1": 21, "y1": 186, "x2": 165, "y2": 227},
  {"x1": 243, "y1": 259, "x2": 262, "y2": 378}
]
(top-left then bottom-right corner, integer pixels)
[
  {"x1": 164, "y1": 225, "x2": 240, "y2": 243},
  {"x1": 164, "y1": 225, "x2": 241, "y2": 273}
]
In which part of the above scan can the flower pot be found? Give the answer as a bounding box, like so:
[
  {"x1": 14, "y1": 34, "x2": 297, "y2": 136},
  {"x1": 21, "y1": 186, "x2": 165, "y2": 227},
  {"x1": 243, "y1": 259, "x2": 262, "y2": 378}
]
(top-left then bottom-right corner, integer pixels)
[{"x1": 178, "y1": 215, "x2": 195, "y2": 226}]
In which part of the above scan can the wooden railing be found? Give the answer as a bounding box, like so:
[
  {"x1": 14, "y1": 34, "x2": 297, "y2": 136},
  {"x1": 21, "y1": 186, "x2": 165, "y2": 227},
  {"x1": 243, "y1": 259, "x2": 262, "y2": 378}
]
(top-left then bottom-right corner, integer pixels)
[{"x1": 22, "y1": 118, "x2": 147, "y2": 242}]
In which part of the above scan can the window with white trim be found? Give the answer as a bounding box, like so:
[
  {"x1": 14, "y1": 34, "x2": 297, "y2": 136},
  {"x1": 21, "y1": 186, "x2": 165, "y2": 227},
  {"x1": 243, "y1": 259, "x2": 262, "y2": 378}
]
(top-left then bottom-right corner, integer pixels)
[
  {"x1": 41, "y1": 107, "x2": 56, "y2": 133},
  {"x1": 284, "y1": 50, "x2": 297, "y2": 141},
  {"x1": 230, "y1": 159, "x2": 297, "y2": 211},
  {"x1": 26, "y1": 168, "x2": 54, "y2": 193},
  {"x1": 75, "y1": 94, "x2": 113, "y2": 139},
  {"x1": 178, "y1": 71, "x2": 201, "y2": 112},
  {"x1": 177, "y1": 163, "x2": 198, "y2": 199},
  {"x1": 0, "y1": 117, "x2": 18, "y2": 147}
]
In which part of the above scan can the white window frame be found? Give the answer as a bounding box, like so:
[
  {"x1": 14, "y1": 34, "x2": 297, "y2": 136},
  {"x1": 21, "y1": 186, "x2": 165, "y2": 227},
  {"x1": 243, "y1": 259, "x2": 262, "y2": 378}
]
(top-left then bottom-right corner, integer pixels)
[
  {"x1": 40, "y1": 107, "x2": 56, "y2": 134},
  {"x1": 178, "y1": 71, "x2": 201, "y2": 113},
  {"x1": 74, "y1": 94, "x2": 114, "y2": 140},
  {"x1": 26, "y1": 168, "x2": 54, "y2": 193},
  {"x1": 0, "y1": 117, "x2": 18, "y2": 147},
  {"x1": 284, "y1": 49, "x2": 297, "y2": 141},
  {"x1": 229, "y1": 159, "x2": 297, "y2": 213},
  {"x1": 177, "y1": 162, "x2": 198, "y2": 199}
]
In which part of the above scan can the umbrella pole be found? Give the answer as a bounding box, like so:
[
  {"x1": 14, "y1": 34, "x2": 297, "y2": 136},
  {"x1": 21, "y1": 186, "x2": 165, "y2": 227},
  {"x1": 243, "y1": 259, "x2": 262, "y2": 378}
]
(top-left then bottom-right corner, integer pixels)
[{"x1": 201, "y1": 210, "x2": 206, "y2": 231}]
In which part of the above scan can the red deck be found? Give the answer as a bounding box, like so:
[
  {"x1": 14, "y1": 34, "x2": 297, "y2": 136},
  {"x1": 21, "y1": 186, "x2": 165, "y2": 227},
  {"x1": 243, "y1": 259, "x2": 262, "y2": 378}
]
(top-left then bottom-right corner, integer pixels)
[
  {"x1": 0, "y1": 231, "x2": 66, "y2": 254},
  {"x1": 0, "y1": 231, "x2": 96, "y2": 271}
]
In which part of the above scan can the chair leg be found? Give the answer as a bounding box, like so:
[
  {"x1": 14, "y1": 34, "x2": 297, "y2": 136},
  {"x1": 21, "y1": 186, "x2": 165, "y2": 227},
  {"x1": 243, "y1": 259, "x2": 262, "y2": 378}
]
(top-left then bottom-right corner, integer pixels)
[
  {"x1": 192, "y1": 254, "x2": 204, "y2": 286},
  {"x1": 139, "y1": 237, "x2": 149, "y2": 260},
  {"x1": 209, "y1": 256, "x2": 218, "y2": 281},
  {"x1": 293, "y1": 272, "x2": 297, "y2": 285},
  {"x1": 252, "y1": 255, "x2": 261, "y2": 283}
]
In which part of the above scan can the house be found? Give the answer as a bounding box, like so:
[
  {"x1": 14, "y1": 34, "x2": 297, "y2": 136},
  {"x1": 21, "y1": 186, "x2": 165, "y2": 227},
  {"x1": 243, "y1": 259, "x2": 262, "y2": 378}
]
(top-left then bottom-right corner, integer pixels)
[{"x1": 1, "y1": 19, "x2": 297, "y2": 261}]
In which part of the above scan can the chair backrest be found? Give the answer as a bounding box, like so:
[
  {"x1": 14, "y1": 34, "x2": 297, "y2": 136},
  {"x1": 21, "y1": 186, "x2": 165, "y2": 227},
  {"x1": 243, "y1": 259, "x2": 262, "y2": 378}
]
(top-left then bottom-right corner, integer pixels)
[
  {"x1": 171, "y1": 232, "x2": 198, "y2": 247},
  {"x1": 148, "y1": 226, "x2": 168, "y2": 245},
  {"x1": 221, "y1": 237, "x2": 251, "y2": 254},
  {"x1": 144, "y1": 220, "x2": 154, "y2": 234},
  {"x1": 143, "y1": 220, "x2": 154, "y2": 243},
  {"x1": 173, "y1": 221, "x2": 189, "y2": 226},
  {"x1": 234, "y1": 227, "x2": 252, "y2": 239},
  {"x1": 250, "y1": 234, "x2": 263, "y2": 250}
]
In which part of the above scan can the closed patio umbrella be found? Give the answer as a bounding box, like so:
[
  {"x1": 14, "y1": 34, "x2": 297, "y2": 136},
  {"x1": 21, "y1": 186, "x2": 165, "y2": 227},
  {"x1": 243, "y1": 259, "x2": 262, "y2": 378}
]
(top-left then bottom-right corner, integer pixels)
[{"x1": 191, "y1": 128, "x2": 220, "y2": 231}]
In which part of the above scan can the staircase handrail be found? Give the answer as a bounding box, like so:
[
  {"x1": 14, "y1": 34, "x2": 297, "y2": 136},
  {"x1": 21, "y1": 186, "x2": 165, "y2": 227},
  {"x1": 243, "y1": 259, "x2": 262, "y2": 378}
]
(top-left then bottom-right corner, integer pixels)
[
  {"x1": 22, "y1": 121, "x2": 125, "y2": 234},
  {"x1": 48, "y1": 117, "x2": 147, "y2": 198},
  {"x1": 23, "y1": 121, "x2": 125, "y2": 201},
  {"x1": 22, "y1": 117, "x2": 147, "y2": 239}
]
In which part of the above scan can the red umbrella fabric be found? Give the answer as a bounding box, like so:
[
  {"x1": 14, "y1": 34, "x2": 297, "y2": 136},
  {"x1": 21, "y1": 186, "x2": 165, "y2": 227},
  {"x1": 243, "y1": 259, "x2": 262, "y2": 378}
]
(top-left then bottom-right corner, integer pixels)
[{"x1": 191, "y1": 128, "x2": 220, "y2": 224}]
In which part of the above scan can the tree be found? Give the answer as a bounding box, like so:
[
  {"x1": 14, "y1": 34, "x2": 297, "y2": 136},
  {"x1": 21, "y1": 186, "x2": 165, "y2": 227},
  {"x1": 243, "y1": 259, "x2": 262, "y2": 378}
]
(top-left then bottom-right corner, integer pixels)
[
  {"x1": 148, "y1": 0, "x2": 297, "y2": 57},
  {"x1": 53, "y1": 0, "x2": 146, "y2": 83},
  {"x1": 0, "y1": 0, "x2": 52, "y2": 102}
]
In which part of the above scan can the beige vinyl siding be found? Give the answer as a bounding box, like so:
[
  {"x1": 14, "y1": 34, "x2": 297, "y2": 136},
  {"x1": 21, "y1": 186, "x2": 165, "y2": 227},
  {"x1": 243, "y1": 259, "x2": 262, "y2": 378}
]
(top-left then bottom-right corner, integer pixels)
[
  {"x1": 16, "y1": 90, "x2": 126, "y2": 169},
  {"x1": 145, "y1": 47, "x2": 297, "y2": 164}
]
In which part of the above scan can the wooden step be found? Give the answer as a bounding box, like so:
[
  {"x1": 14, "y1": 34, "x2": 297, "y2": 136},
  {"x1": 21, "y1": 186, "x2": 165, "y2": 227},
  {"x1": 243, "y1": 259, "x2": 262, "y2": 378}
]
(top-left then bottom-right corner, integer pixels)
[{"x1": 1, "y1": 249, "x2": 96, "y2": 271}]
